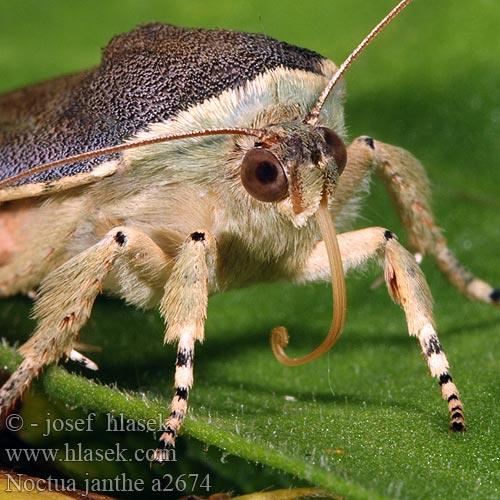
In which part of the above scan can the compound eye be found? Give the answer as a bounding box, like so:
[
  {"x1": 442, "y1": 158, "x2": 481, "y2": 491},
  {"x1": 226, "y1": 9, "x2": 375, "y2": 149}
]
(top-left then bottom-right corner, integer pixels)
[
  {"x1": 240, "y1": 148, "x2": 288, "y2": 202},
  {"x1": 320, "y1": 127, "x2": 347, "y2": 175}
]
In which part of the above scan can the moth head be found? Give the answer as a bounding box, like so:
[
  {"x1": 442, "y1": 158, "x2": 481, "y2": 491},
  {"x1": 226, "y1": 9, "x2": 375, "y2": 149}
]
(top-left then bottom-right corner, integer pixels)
[
  {"x1": 239, "y1": 123, "x2": 347, "y2": 227},
  {"x1": 234, "y1": 121, "x2": 348, "y2": 367}
]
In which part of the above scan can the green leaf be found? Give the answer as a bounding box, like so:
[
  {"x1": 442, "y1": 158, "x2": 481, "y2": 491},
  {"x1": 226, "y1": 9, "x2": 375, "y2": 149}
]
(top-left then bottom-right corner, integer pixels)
[{"x1": 1, "y1": 1, "x2": 499, "y2": 499}]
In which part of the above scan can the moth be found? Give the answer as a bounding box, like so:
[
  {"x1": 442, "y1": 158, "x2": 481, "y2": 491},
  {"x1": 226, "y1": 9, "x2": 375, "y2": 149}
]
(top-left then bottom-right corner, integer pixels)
[{"x1": 0, "y1": 0, "x2": 498, "y2": 462}]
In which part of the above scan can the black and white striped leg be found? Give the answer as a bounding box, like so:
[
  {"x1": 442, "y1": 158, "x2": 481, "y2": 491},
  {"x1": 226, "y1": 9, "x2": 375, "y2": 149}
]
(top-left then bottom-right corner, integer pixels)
[
  {"x1": 418, "y1": 324, "x2": 465, "y2": 431},
  {"x1": 300, "y1": 227, "x2": 466, "y2": 431},
  {"x1": 154, "y1": 332, "x2": 194, "y2": 461},
  {"x1": 384, "y1": 233, "x2": 466, "y2": 431},
  {"x1": 154, "y1": 230, "x2": 216, "y2": 462}
]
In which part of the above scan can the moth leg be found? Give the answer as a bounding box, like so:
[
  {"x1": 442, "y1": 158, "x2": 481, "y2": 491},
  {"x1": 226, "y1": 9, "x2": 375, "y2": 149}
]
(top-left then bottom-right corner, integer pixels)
[
  {"x1": 0, "y1": 226, "x2": 171, "y2": 412},
  {"x1": 69, "y1": 349, "x2": 99, "y2": 371},
  {"x1": 330, "y1": 136, "x2": 377, "y2": 218},
  {"x1": 300, "y1": 227, "x2": 465, "y2": 431},
  {"x1": 333, "y1": 137, "x2": 423, "y2": 277},
  {"x1": 370, "y1": 139, "x2": 498, "y2": 305},
  {"x1": 153, "y1": 230, "x2": 217, "y2": 462}
]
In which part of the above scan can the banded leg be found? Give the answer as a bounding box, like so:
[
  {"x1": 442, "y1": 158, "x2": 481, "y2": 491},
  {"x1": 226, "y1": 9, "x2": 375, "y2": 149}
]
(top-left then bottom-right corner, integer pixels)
[
  {"x1": 372, "y1": 140, "x2": 499, "y2": 305},
  {"x1": 299, "y1": 227, "x2": 465, "y2": 431},
  {"x1": 0, "y1": 226, "x2": 171, "y2": 411},
  {"x1": 154, "y1": 230, "x2": 217, "y2": 462}
]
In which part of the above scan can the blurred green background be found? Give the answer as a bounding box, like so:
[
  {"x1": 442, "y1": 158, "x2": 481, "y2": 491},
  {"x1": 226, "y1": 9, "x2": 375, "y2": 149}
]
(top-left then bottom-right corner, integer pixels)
[{"x1": 1, "y1": 1, "x2": 499, "y2": 499}]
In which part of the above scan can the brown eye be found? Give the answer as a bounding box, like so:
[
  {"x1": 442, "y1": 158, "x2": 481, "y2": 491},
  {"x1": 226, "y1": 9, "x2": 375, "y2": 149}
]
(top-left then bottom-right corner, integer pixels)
[
  {"x1": 320, "y1": 127, "x2": 347, "y2": 175},
  {"x1": 240, "y1": 148, "x2": 288, "y2": 202}
]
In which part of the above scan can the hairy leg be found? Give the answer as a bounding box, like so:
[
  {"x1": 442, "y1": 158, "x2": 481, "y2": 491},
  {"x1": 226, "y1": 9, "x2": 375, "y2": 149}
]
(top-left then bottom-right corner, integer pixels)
[
  {"x1": 299, "y1": 226, "x2": 465, "y2": 431},
  {"x1": 0, "y1": 226, "x2": 171, "y2": 411},
  {"x1": 373, "y1": 139, "x2": 498, "y2": 304},
  {"x1": 154, "y1": 230, "x2": 217, "y2": 462},
  {"x1": 334, "y1": 136, "x2": 498, "y2": 304}
]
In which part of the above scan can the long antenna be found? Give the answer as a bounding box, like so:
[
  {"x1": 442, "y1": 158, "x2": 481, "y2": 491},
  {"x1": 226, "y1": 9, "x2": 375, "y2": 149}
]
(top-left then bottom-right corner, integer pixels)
[
  {"x1": 305, "y1": 0, "x2": 413, "y2": 125},
  {"x1": 0, "y1": 127, "x2": 262, "y2": 189}
]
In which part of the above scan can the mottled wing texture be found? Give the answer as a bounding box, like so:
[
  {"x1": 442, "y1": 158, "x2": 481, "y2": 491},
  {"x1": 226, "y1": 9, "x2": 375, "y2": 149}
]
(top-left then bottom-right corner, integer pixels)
[{"x1": 0, "y1": 23, "x2": 326, "y2": 186}]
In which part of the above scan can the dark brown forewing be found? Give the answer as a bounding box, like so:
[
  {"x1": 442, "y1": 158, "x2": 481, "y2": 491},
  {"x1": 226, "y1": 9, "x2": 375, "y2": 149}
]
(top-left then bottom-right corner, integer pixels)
[{"x1": 0, "y1": 23, "x2": 327, "y2": 189}]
